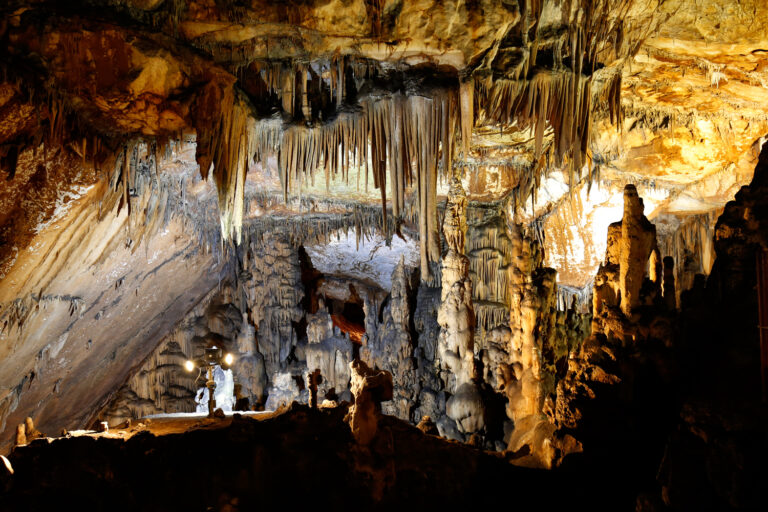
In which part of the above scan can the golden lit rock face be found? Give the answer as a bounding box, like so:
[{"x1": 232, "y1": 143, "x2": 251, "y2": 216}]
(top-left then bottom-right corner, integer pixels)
[
  {"x1": 179, "y1": 0, "x2": 520, "y2": 68},
  {"x1": 613, "y1": 0, "x2": 768, "y2": 204},
  {"x1": 521, "y1": 0, "x2": 768, "y2": 287},
  {"x1": 0, "y1": 0, "x2": 717, "y2": 288}
]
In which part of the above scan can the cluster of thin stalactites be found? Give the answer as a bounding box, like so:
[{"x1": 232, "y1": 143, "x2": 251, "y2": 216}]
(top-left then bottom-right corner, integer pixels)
[
  {"x1": 194, "y1": 67, "x2": 626, "y2": 281},
  {"x1": 9, "y1": 58, "x2": 626, "y2": 286}
]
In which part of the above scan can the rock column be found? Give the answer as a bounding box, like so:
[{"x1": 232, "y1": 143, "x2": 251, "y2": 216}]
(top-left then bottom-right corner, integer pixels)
[
  {"x1": 663, "y1": 256, "x2": 677, "y2": 311},
  {"x1": 232, "y1": 312, "x2": 267, "y2": 410},
  {"x1": 361, "y1": 258, "x2": 417, "y2": 420},
  {"x1": 437, "y1": 179, "x2": 485, "y2": 435},
  {"x1": 437, "y1": 178, "x2": 475, "y2": 390},
  {"x1": 619, "y1": 185, "x2": 657, "y2": 316}
]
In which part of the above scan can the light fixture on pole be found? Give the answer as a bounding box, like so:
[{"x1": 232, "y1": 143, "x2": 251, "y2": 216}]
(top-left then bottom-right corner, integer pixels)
[{"x1": 184, "y1": 346, "x2": 235, "y2": 418}]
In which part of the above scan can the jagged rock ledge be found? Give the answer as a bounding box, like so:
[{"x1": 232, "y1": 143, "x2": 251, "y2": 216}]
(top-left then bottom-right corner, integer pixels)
[{"x1": 1, "y1": 402, "x2": 668, "y2": 511}]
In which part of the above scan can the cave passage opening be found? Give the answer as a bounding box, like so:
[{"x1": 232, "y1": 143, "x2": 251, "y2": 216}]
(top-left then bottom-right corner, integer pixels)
[{"x1": 330, "y1": 298, "x2": 366, "y2": 345}]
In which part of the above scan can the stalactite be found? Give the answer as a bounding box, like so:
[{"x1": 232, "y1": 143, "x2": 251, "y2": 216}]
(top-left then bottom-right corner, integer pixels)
[
  {"x1": 658, "y1": 211, "x2": 719, "y2": 302},
  {"x1": 0, "y1": 295, "x2": 85, "y2": 338},
  {"x1": 473, "y1": 303, "x2": 510, "y2": 335},
  {"x1": 195, "y1": 23, "x2": 625, "y2": 261},
  {"x1": 556, "y1": 281, "x2": 593, "y2": 313},
  {"x1": 471, "y1": 0, "x2": 636, "y2": 211},
  {"x1": 602, "y1": 69, "x2": 624, "y2": 127},
  {"x1": 241, "y1": 192, "x2": 398, "y2": 250},
  {"x1": 262, "y1": 91, "x2": 458, "y2": 282},
  {"x1": 459, "y1": 79, "x2": 474, "y2": 161},
  {"x1": 210, "y1": 97, "x2": 255, "y2": 245},
  {"x1": 464, "y1": 200, "x2": 518, "y2": 337},
  {"x1": 479, "y1": 70, "x2": 593, "y2": 186}
]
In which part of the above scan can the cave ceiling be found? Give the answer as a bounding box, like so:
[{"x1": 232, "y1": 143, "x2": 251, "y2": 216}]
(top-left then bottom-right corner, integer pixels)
[{"x1": 0, "y1": 0, "x2": 767, "y2": 287}]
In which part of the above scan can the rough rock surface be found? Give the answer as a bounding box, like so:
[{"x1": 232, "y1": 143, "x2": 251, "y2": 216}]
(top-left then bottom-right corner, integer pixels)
[
  {"x1": 1, "y1": 404, "x2": 647, "y2": 510},
  {"x1": 0, "y1": 1, "x2": 767, "y2": 505},
  {"x1": 0, "y1": 143, "x2": 223, "y2": 451},
  {"x1": 346, "y1": 360, "x2": 393, "y2": 446},
  {"x1": 245, "y1": 232, "x2": 305, "y2": 377},
  {"x1": 360, "y1": 258, "x2": 418, "y2": 420},
  {"x1": 305, "y1": 304, "x2": 353, "y2": 398}
]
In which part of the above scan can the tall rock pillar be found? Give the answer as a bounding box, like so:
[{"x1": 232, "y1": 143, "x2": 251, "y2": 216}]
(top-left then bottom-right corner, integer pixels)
[
  {"x1": 437, "y1": 178, "x2": 474, "y2": 390},
  {"x1": 619, "y1": 185, "x2": 657, "y2": 316},
  {"x1": 438, "y1": 179, "x2": 485, "y2": 435}
]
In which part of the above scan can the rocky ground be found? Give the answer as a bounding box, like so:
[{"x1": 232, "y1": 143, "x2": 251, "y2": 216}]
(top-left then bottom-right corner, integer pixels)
[{"x1": 0, "y1": 401, "x2": 708, "y2": 511}]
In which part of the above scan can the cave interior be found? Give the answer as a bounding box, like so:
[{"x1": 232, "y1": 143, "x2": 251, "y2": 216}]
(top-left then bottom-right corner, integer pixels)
[{"x1": 1, "y1": 0, "x2": 768, "y2": 510}]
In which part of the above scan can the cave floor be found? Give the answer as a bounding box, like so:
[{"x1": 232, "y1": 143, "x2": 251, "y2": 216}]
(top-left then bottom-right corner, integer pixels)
[
  {"x1": 10, "y1": 410, "x2": 280, "y2": 447},
  {"x1": 10, "y1": 397, "x2": 764, "y2": 511},
  {"x1": 1, "y1": 403, "x2": 624, "y2": 511}
]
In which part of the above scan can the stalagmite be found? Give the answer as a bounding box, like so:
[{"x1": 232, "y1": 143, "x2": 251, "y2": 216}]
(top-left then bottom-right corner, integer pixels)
[
  {"x1": 307, "y1": 369, "x2": 321, "y2": 409},
  {"x1": 437, "y1": 179, "x2": 485, "y2": 435},
  {"x1": 233, "y1": 312, "x2": 268, "y2": 410},
  {"x1": 361, "y1": 258, "x2": 417, "y2": 420},
  {"x1": 480, "y1": 202, "x2": 588, "y2": 466},
  {"x1": 619, "y1": 185, "x2": 656, "y2": 316},
  {"x1": 658, "y1": 211, "x2": 718, "y2": 301},
  {"x1": 663, "y1": 256, "x2": 676, "y2": 311},
  {"x1": 650, "y1": 247, "x2": 662, "y2": 285},
  {"x1": 346, "y1": 360, "x2": 393, "y2": 446},
  {"x1": 506, "y1": 224, "x2": 551, "y2": 437},
  {"x1": 592, "y1": 185, "x2": 666, "y2": 343},
  {"x1": 14, "y1": 424, "x2": 25, "y2": 447},
  {"x1": 24, "y1": 417, "x2": 41, "y2": 441},
  {"x1": 437, "y1": 178, "x2": 474, "y2": 388}
]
